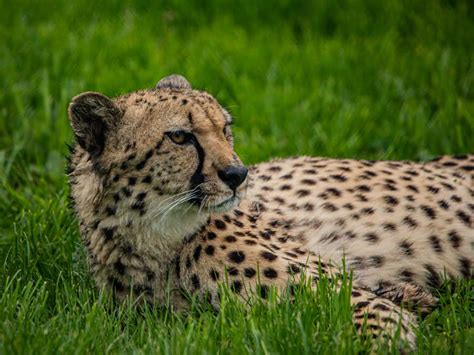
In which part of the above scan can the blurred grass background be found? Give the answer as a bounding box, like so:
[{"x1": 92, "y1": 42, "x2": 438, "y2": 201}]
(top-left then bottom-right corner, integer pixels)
[{"x1": 0, "y1": 0, "x2": 473, "y2": 353}]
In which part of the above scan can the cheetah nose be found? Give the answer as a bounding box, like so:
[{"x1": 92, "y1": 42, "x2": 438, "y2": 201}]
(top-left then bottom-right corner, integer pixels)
[{"x1": 218, "y1": 166, "x2": 248, "y2": 191}]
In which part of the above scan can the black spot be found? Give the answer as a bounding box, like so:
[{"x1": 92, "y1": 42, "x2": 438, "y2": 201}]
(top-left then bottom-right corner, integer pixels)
[
  {"x1": 369, "y1": 255, "x2": 385, "y2": 267},
  {"x1": 102, "y1": 227, "x2": 115, "y2": 241},
  {"x1": 402, "y1": 216, "x2": 418, "y2": 228},
  {"x1": 322, "y1": 203, "x2": 338, "y2": 212},
  {"x1": 227, "y1": 267, "x2": 239, "y2": 276},
  {"x1": 326, "y1": 188, "x2": 342, "y2": 197},
  {"x1": 280, "y1": 184, "x2": 292, "y2": 191},
  {"x1": 136, "y1": 192, "x2": 147, "y2": 201},
  {"x1": 351, "y1": 290, "x2": 362, "y2": 297},
  {"x1": 259, "y1": 230, "x2": 274, "y2": 240},
  {"x1": 174, "y1": 255, "x2": 181, "y2": 279},
  {"x1": 207, "y1": 232, "x2": 217, "y2": 240},
  {"x1": 355, "y1": 301, "x2": 370, "y2": 309},
  {"x1": 263, "y1": 268, "x2": 278, "y2": 279},
  {"x1": 244, "y1": 239, "x2": 257, "y2": 245},
  {"x1": 128, "y1": 177, "x2": 137, "y2": 185},
  {"x1": 193, "y1": 245, "x2": 202, "y2": 262},
  {"x1": 146, "y1": 270, "x2": 156, "y2": 281},
  {"x1": 406, "y1": 185, "x2": 419, "y2": 193},
  {"x1": 287, "y1": 264, "x2": 301, "y2": 274},
  {"x1": 384, "y1": 196, "x2": 399, "y2": 205},
  {"x1": 426, "y1": 185, "x2": 440, "y2": 194},
  {"x1": 356, "y1": 184, "x2": 371, "y2": 192},
  {"x1": 233, "y1": 220, "x2": 244, "y2": 228},
  {"x1": 448, "y1": 231, "x2": 462, "y2": 249},
  {"x1": 214, "y1": 220, "x2": 226, "y2": 230},
  {"x1": 364, "y1": 233, "x2": 379, "y2": 243},
  {"x1": 210, "y1": 269, "x2": 219, "y2": 281},
  {"x1": 383, "y1": 223, "x2": 397, "y2": 231},
  {"x1": 296, "y1": 189, "x2": 310, "y2": 197},
  {"x1": 399, "y1": 240, "x2": 414, "y2": 256},
  {"x1": 429, "y1": 235, "x2": 443, "y2": 253},
  {"x1": 185, "y1": 256, "x2": 192, "y2": 269},
  {"x1": 261, "y1": 251, "x2": 278, "y2": 261},
  {"x1": 443, "y1": 161, "x2": 458, "y2": 167},
  {"x1": 301, "y1": 179, "x2": 316, "y2": 185},
  {"x1": 400, "y1": 269, "x2": 414, "y2": 282},
  {"x1": 108, "y1": 277, "x2": 125, "y2": 293},
  {"x1": 244, "y1": 268, "x2": 256, "y2": 278},
  {"x1": 425, "y1": 264, "x2": 441, "y2": 288},
  {"x1": 421, "y1": 205, "x2": 436, "y2": 219},
  {"x1": 121, "y1": 243, "x2": 133, "y2": 255},
  {"x1": 205, "y1": 245, "x2": 215, "y2": 256},
  {"x1": 136, "y1": 160, "x2": 147, "y2": 170},
  {"x1": 228, "y1": 251, "x2": 245, "y2": 263},
  {"x1": 114, "y1": 260, "x2": 126, "y2": 275},
  {"x1": 258, "y1": 285, "x2": 269, "y2": 299},
  {"x1": 461, "y1": 165, "x2": 474, "y2": 171},
  {"x1": 438, "y1": 200, "x2": 450, "y2": 210},
  {"x1": 233, "y1": 209, "x2": 244, "y2": 217},
  {"x1": 191, "y1": 274, "x2": 200, "y2": 289},
  {"x1": 131, "y1": 201, "x2": 145, "y2": 211},
  {"x1": 361, "y1": 207, "x2": 375, "y2": 215},
  {"x1": 459, "y1": 258, "x2": 471, "y2": 278},
  {"x1": 456, "y1": 210, "x2": 471, "y2": 226},
  {"x1": 105, "y1": 206, "x2": 116, "y2": 216},
  {"x1": 330, "y1": 174, "x2": 347, "y2": 182},
  {"x1": 441, "y1": 182, "x2": 455, "y2": 190},
  {"x1": 121, "y1": 187, "x2": 132, "y2": 197},
  {"x1": 142, "y1": 175, "x2": 152, "y2": 184},
  {"x1": 231, "y1": 280, "x2": 242, "y2": 293},
  {"x1": 373, "y1": 303, "x2": 390, "y2": 311},
  {"x1": 451, "y1": 195, "x2": 462, "y2": 203},
  {"x1": 224, "y1": 235, "x2": 237, "y2": 243}
]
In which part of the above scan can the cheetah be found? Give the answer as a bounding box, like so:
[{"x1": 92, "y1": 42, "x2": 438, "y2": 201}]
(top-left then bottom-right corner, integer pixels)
[{"x1": 67, "y1": 74, "x2": 473, "y2": 348}]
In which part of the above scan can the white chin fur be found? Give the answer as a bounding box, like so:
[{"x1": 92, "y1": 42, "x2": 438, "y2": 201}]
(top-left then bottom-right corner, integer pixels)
[{"x1": 149, "y1": 204, "x2": 208, "y2": 244}]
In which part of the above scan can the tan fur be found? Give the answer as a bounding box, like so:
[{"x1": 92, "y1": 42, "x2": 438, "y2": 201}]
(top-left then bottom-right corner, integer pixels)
[{"x1": 68, "y1": 76, "x2": 474, "y2": 348}]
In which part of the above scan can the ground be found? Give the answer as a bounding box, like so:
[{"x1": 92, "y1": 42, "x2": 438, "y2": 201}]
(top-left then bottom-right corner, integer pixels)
[{"x1": 0, "y1": 1, "x2": 473, "y2": 353}]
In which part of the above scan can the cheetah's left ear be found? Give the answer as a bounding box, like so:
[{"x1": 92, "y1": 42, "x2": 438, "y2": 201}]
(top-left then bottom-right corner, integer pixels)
[
  {"x1": 156, "y1": 74, "x2": 192, "y2": 90},
  {"x1": 68, "y1": 92, "x2": 123, "y2": 158}
]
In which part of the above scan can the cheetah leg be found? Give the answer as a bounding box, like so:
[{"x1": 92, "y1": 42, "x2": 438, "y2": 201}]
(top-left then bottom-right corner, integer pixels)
[
  {"x1": 373, "y1": 282, "x2": 438, "y2": 316},
  {"x1": 350, "y1": 286, "x2": 417, "y2": 348}
]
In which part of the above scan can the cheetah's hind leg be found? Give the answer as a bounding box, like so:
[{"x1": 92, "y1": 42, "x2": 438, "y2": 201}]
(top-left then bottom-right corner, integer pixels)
[{"x1": 373, "y1": 282, "x2": 438, "y2": 316}]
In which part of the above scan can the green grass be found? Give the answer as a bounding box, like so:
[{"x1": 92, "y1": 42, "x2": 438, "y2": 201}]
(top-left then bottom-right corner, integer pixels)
[{"x1": 1, "y1": 0, "x2": 473, "y2": 353}]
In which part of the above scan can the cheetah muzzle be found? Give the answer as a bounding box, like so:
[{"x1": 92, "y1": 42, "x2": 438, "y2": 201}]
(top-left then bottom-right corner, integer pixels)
[{"x1": 67, "y1": 74, "x2": 473, "y2": 349}]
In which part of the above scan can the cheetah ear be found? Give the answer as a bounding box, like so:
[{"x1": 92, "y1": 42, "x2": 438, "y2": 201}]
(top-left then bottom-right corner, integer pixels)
[
  {"x1": 156, "y1": 74, "x2": 192, "y2": 90},
  {"x1": 68, "y1": 92, "x2": 122, "y2": 157}
]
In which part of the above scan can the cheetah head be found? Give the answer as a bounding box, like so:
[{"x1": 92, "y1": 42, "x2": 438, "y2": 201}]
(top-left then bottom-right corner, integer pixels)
[{"x1": 68, "y1": 75, "x2": 248, "y2": 241}]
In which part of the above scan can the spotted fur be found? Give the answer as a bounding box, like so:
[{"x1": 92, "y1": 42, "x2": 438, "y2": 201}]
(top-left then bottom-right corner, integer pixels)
[{"x1": 67, "y1": 75, "x2": 473, "y2": 348}]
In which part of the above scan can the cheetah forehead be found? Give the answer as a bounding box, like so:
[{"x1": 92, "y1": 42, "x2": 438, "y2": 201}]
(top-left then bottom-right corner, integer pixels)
[{"x1": 110, "y1": 83, "x2": 231, "y2": 146}]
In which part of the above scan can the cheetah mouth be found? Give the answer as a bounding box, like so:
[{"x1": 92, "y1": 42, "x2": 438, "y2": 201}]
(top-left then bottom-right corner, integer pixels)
[{"x1": 206, "y1": 195, "x2": 240, "y2": 213}]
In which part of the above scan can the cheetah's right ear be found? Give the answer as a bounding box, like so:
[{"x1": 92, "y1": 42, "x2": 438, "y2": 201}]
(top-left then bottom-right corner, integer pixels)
[{"x1": 68, "y1": 92, "x2": 122, "y2": 158}]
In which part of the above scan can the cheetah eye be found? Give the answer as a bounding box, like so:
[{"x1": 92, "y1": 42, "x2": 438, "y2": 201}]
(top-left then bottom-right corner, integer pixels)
[{"x1": 166, "y1": 131, "x2": 192, "y2": 145}]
